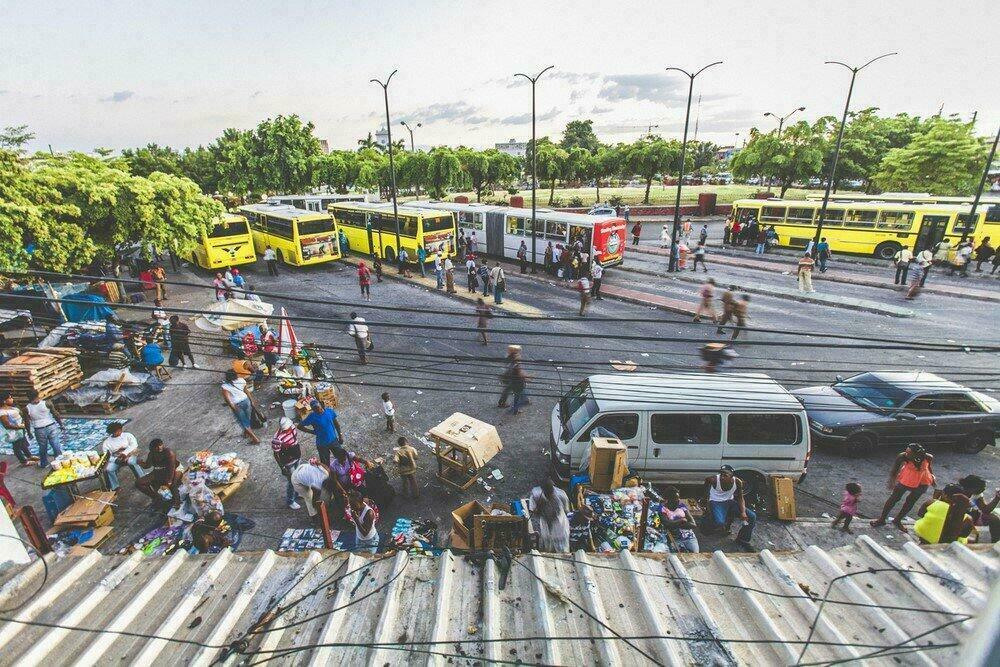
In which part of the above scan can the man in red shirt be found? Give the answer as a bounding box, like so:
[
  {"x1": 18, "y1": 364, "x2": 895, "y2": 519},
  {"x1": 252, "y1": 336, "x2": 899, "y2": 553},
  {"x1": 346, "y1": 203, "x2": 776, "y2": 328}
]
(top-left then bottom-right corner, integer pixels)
[{"x1": 259, "y1": 324, "x2": 279, "y2": 373}]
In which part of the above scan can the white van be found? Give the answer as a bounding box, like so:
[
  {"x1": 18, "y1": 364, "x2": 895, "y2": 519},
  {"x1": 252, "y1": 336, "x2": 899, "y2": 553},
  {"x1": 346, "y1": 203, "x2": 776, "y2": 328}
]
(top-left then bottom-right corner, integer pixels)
[{"x1": 550, "y1": 373, "x2": 811, "y2": 490}]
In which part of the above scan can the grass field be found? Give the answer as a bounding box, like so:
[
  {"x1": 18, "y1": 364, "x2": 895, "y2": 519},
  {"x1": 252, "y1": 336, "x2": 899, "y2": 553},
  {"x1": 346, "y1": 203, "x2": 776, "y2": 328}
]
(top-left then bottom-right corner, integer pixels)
[{"x1": 440, "y1": 184, "x2": 826, "y2": 207}]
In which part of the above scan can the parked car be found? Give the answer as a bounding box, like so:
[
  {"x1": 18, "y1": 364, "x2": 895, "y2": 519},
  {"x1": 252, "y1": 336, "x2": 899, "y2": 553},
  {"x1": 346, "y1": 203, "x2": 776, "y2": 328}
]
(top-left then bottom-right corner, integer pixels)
[
  {"x1": 587, "y1": 205, "x2": 617, "y2": 216},
  {"x1": 793, "y1": 371, "x2": 1000, "y2": 456}
]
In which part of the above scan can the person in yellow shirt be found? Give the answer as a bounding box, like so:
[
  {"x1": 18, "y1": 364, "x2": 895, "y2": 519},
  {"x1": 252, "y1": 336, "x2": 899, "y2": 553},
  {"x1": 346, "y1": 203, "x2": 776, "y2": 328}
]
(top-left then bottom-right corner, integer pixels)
[
  {"x1": 914, "y1": 484, "x2": 974, "y2": 544},
  {"x1": 393, "y1": 436, "x2": 419, "y2": 499}
]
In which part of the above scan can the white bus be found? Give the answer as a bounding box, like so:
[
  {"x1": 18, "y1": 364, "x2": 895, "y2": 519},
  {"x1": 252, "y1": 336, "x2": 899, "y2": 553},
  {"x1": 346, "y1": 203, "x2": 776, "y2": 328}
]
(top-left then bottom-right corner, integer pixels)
[
  {"x1": 409, "y1": 201, "x2": 627, "y2": 267},
  {"x1": 266, "y1": 194, "x2": 374, "y2": 214}
]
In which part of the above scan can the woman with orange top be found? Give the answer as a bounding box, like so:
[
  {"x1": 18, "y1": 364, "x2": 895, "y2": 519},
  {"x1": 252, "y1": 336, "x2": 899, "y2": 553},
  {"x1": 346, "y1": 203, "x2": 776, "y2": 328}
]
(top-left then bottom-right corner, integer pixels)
[{"x1": 871, "y1": 443, "x2": 935, "y2": 531}]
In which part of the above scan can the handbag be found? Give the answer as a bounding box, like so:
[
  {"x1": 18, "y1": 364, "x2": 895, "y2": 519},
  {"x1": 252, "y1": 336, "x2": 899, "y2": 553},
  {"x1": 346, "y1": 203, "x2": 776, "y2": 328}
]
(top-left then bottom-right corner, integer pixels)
[
  {"x1": 250, "y1": 404, "x2": 268, "y2": 429},
  {"x1": 348, "y1": 459, "x2": 367, "y2": 487}
]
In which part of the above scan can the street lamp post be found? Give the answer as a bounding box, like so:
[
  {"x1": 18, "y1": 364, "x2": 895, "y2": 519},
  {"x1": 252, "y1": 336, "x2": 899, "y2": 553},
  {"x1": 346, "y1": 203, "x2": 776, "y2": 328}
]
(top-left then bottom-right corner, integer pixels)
[
  {"x1": 664, "y1": 61, "x2": 723, "y2": 272},
  {"x1": 371, "y1": 70, "x2": 402, "y2": 263},
  {"x1": 961, "y1": 124, "x2": 1000, "y2": 243},
  {"x1": 813, "y1": 53, "x2": 896, "y2": 247},
  {"x1": 515, "y1": 65, "x2": 555, "y2": 274},
  {"x1": 400, "y1": 120, "x2": 421, "y2": 151},
  {"x1": 763, "y1": 106, "x2": 805, "y2": 191}
]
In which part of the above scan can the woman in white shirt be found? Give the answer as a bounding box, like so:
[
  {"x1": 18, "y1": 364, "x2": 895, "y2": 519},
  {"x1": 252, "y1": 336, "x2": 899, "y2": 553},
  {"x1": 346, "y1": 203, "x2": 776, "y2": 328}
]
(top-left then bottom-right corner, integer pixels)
[{"x1": 221, "y1": 370, "x2": 259, "y2": 443}]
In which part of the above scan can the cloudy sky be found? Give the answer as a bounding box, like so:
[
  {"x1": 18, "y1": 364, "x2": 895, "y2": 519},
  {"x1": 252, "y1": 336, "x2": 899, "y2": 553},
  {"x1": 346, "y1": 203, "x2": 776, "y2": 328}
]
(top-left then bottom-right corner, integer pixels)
[{"x1": 2, "y1": 1, "x2": 997, "y2": 153}]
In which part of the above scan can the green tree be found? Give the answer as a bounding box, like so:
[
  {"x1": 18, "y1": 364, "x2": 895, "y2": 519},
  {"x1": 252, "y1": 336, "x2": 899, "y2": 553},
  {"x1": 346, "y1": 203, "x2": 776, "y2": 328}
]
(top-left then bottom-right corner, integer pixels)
[
  {"x1": 768, "y1": 120, "x2": 827, "y2": 197},
  {"x1": 395, "y1": 150, "x2": 429, "y2": 196},
  {"x1": 0, "y1": 125, "x2": 36, "y2": 152},
  {"x1": 456, "y1": 148, "x2": 490, "y2": 201},
  {"x1": 731, "y1": 129, "x2": 780, "y2": 187},
  {"x1": 177, "y1": 146, "x2": 221, "y2": 194},
  {"x1": 311, "y1": 152, "x2": 349, "y2": 193},
  {"x1": 688, "y1": 140, "x2": 720, "y2": 171},
  {"x1": 120, "y1": 143, "x2": 181, "y2": 178},
  {"x1": 357, "y1": 133, "x2": 379, "y2": 151},
  {"x1": 874, "y1": 118, "x2": 987, "y2": 195},
  {"x1": 536, "y1": 143, "x2": 569, "y2": 204},
  {"x1": 210, "y1": 128, "x2": 254, "y2": 198},
  {"x1": 560, "y1": 119, "x2": 601, "y2": 153},
  {"x1": 244, "y1": 115, "x2": 321, "y2": 194},
  {"x1": 832, "y1": 109, "x2": 921, "y2": 192},
  {"x1": 625, "y1": 137, "x2": 682, "y2": 204},
  {"x1": 426, "y1": 147, "x2": 462, "y2": 198}
]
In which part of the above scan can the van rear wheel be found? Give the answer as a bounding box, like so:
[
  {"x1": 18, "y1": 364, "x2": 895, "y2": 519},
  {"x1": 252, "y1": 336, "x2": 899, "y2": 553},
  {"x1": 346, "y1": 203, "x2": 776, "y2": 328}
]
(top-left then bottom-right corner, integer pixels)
[{"x1": 735, "y1": 471, "x2": 769, "y2": 517}]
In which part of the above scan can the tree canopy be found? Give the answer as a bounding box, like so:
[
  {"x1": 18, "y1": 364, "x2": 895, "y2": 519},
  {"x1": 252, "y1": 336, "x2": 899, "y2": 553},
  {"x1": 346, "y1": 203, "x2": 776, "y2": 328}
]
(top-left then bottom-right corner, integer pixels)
[{"x1": 874, "y1": 118, "x2": 987, "y2": 195}]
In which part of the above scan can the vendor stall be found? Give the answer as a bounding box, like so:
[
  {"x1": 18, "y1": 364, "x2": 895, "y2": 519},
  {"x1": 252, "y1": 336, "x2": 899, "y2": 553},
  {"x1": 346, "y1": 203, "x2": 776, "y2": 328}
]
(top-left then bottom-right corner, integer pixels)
[
  {"x1": 42, "y1": 451, "x2": 109, "y2": 494},
  {"x1": 429, "y1": 413, "x2": 503, "y2": 491}
]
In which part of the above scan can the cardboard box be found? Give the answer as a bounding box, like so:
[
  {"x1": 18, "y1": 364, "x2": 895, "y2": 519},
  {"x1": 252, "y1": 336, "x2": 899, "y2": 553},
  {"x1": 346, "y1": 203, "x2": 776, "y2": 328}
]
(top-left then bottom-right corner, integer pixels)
[
  {"x1": 588, "y1": 437, "x2": 627, "y2": 492},
  {"x1": 772, "y1": 476, "x2": 796, "y2": 521},
  {"x1": 451, "y1": 500, "x2": 488, "y2": 544},
  {"x1": 449, "y1": 529, "x2": 469, "y2": 551},
  {"x1": 53, "y1": 491, "x2": 117, "y2": 528}
]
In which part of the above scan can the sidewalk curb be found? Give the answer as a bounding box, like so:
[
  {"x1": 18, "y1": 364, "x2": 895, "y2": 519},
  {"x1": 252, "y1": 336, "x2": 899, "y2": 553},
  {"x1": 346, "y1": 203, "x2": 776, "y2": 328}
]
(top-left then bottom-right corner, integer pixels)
[
  {"x1": 619, "y1": 265, "x2": 916, "y2": 318},
  {"x1": 627, "y1": 245, "x2": 999, "y2": 303},
  {"x1": 340, "y1": 255, "x2": 537, "y2": 318}
]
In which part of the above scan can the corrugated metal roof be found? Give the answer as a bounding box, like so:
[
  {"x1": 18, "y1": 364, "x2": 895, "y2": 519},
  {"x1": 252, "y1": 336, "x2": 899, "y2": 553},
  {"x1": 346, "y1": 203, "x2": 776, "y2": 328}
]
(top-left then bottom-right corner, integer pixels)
[{"x1": 0, "y1": 537, "x2": 996, "y2": 666}]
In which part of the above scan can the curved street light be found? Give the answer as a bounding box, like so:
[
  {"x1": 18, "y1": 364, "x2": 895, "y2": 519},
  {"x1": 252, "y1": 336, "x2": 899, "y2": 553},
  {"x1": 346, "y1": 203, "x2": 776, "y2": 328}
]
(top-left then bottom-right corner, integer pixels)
[
  {"x1": 514, "y1": 65, "x2": 555, "y2": 272},
  {"x1": 400, "y1": 120, "x2": 421, "y2": 151},
  {"x1": 664, "y1": 61, "x2": 723, "y2": 272},
  {"x1": 371, "y1": 70, "x2": 402, "y2": 261},
  {"x1": 813, "y1": 53, "x2": 897, "y2": 247}
]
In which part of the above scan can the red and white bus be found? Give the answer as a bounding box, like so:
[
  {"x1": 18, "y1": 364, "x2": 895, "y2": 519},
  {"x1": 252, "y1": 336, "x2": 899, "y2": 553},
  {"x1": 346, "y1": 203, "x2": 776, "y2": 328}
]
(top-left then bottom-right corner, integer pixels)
[{"x1": 409, "y1": 201, "x2": 626, "y2": 267}]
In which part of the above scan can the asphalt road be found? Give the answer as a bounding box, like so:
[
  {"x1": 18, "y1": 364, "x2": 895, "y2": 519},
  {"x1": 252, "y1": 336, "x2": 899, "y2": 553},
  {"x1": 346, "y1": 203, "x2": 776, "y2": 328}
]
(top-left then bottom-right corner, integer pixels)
[{"x1": 7, "y1": 250, "x2": 996, "y2": 553}]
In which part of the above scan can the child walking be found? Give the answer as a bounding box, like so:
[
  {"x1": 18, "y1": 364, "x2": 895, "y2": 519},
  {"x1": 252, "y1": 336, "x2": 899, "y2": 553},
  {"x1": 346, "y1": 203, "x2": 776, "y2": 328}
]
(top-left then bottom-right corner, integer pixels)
[
  {"x1": 393, "y1": 436, "x2": 419, "y2": 498},
  {"x1": 381, "y1": 392, "x2": 395, "y2": 433},
  {"x1": 832, "y1": 482, "x2": 862, "y2": 533}
]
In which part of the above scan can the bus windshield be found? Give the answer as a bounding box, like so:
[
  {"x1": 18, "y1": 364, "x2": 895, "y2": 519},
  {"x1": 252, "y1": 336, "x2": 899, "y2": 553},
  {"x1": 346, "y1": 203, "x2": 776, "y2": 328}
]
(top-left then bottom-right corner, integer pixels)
[
  {"x1": 422, "y1": 215, "x2": 454, "y2": 233},
  {"x1": 297, "y1": 218, "x2": 334, "y2": 236},
  {"x1": 207, "y1": 220, "x2": 250, "y2": 239}
]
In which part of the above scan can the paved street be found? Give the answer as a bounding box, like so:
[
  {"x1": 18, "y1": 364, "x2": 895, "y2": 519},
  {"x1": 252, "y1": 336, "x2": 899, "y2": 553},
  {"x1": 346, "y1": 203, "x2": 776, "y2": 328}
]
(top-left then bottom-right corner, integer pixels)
[{"x1": 8, "y1": 247, "x2": 996, "y2": 554}]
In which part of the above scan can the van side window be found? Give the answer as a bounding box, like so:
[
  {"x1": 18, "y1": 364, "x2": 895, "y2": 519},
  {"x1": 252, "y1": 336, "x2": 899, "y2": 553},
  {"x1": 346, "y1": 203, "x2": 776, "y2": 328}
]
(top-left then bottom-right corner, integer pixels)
[
  {"x1": 577, "y1": 413, "x2": 638, "y2": 442},
  {"x1": 727, "y1": 414, "x2": 800, "y2": 445},
  {"x1": 651, "y1": 414, "x2": 721, "y2": 444}
]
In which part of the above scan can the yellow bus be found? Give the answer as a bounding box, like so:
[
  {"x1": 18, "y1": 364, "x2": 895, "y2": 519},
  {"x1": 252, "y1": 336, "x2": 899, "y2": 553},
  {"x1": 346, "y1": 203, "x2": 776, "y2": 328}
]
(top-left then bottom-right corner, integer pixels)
[
  {"x1": 328, "y1": 202, "x2": 456, "y2": 264},
  {"x1": 188, "y1": 214, "x2": 257, "y2": 270},
  {"x1": 239, "y1": 203, "x2": 342, "y2": 267},
  {"x1": 731, "y1": 198, "x2": 1000, "y2": 260}
]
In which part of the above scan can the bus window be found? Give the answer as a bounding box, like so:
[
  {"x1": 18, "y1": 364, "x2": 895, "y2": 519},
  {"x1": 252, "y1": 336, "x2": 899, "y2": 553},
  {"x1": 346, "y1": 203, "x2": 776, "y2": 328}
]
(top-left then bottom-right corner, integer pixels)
[
  {"x1": 818, "y1": 209, "x2": 844, "y2": 226},
  {"x1": 844, "y1": 209, "x2": 877, "y2": 228},
  {"x1": 786, "y1": 208, "x2": 816, "y2": 224},
  {"x1": 422, "y1": 215, "x2": 453, "y2": 233},
  {"x1": 264, "y1": 215, "x2": 294, "y2": 238},
  {"x1": 986, "y1": 205, "x2": 1000, "y2": 223},
  {"x1": 507, "y1": 216, "x2": 524, "y2": 235},
  {"x1": 761, "y1": 206, "x2": 786, "y2": 224},
  {"x1": 877, "y1": 211, "x2": 915, "y2": 231},
  {"x1": 953, "y1": 213, "x2": 977, "y2": 234},
  {"x1": 544, "y1": 220, "x2": 568, "y2": 240},
  {"x1": 208, "y1": 219, "x2": 250, "y2": 238},
  {"x1": 297, "y1": 218, "x2": 334, "y2": 236},
  {"x1": 459, "y1": 211, "x2": 483, "y2": 231},
  {"x1": 737, "y1": 208, "x2": 758, "y2": 224}
]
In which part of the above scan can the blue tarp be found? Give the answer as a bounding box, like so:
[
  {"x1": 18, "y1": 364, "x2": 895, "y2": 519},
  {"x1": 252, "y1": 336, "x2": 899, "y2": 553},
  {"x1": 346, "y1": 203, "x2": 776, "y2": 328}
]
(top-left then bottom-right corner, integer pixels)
[{"x1": 61, "y1": 292, "x2": 115, "y2": 323}]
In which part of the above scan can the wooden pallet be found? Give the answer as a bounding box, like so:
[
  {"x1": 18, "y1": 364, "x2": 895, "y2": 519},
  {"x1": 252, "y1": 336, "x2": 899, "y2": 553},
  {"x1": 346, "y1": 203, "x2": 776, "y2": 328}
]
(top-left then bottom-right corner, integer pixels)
[
  {"x1": 52, "y1": 397, "x2": 119, "y2": 415},
  {"x1": 0, "y1": 347, "x2": 83, "y2": 401}
]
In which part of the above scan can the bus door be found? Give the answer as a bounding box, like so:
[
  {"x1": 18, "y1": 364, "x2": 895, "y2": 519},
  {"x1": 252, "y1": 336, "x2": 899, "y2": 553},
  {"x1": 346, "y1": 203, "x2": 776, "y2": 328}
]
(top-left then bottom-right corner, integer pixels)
[
  {"x1": 915, "y1": 215, "x2": 950, "y2": 250},
  {"x1": 569, "y1": 225, "x2": 591, "y2": 253},
  {"x1": 485, "y1": 211, "x2": 505, "y2": 255}
]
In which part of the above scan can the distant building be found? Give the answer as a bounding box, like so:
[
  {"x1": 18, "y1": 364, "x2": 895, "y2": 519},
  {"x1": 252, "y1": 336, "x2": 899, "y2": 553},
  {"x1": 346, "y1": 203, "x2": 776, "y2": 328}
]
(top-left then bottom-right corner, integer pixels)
[
  {"x1": 495, "y1": 138, "x2": 528, "y2": 159},
  {"x1": 715, "y1": 145, "x2": 739, "y2": 162},
  {"x1": 375, "y1": 127, "x2": 390, "y2": 147},
  {"x1": 317, "y1": 139, "x2": 330, "y2": 154}
]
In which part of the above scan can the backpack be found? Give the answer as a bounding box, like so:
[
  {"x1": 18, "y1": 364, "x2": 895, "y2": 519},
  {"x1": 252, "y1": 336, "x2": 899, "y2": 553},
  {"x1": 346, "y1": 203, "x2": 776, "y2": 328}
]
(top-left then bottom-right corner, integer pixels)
[{"x1": 348, "y1": 459, "x2": 366, "y2": 487}]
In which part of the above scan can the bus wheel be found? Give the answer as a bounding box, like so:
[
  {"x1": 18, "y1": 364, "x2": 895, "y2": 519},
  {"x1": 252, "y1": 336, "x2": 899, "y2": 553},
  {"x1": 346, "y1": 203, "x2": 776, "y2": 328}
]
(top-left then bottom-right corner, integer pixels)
[
  {"x1": 873, "y1": 241, "x2": 902, "y2": 260},
  {"x1": 383, "y1": 247, "x2": 395, "y2": 264}
]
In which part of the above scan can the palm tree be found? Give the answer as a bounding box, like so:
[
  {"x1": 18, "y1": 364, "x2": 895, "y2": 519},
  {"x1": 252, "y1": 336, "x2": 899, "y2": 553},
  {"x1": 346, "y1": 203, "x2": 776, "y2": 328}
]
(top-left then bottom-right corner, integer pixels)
[{"x1": 357, "y1": 133, "x2": 378, "y2": 151}]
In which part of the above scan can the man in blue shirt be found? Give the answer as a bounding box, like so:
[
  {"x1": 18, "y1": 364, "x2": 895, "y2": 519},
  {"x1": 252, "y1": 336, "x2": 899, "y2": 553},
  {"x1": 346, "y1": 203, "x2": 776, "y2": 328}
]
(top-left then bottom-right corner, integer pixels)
[
  {"x1": 297, "y1": 400, "x2": 343, "y2": 466},
  {"x1": 140, "y1": 337, "x2": 165, "y2": 369},
  {"x1": 417, "y1": 246, "x2": 427, "y2": 278}
]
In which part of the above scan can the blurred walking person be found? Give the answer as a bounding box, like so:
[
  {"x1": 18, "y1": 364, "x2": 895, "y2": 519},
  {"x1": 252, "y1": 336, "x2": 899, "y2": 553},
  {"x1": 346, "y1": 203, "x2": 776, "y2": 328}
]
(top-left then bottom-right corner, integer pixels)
[
  {"x1": 693, "y1": 278, "x2": 717, "y2": 323},
  {"x1": 475, "y1": 298, "x2": 491, "y2": 346}
]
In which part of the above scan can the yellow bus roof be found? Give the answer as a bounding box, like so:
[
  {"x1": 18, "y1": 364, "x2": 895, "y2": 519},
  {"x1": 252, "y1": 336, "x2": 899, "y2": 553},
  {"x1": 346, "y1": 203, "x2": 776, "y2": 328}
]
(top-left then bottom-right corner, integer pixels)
[
  {"x1": 328, "y1": 201, "x2": 451, "y2": 218},
  {"x1": 238, "y1": 203, "x2": 333, "y2": 221},
  {"x1": 732, "y1": 198, "x2": 987, "y2": 214}
]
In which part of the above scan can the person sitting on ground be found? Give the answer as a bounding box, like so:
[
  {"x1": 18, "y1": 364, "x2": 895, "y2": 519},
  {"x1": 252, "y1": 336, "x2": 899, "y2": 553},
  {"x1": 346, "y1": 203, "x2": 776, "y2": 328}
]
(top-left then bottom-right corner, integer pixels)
[
  {"x1": 958, "y1": 474, "x2": 1000, "y2": 542},
  {"x1": 914, "y1": 484, "x2": 974, "y2": 544},
  {"x1": 568, "y1": 505, "x2": 596, "y2": 552},
  {"x1": 232, "y1": 358, "x2": 265, "y2": 390},
  {"x1": 191, "y1": 510, "x2": 231, "y2": 553},
  {"x1": 135, "y1": 438, "x2": 182, "y2": 510},
  {"x1": 140, "y1": 336, "x2": 165, "y2": 372},
  {"x1": 661, "y1": 486, "x2": 699, "y2": 552},
  {"x1": 101, "y1": 422, "x2": 142, "y2": 491},
  {"x1": 347, "y1": 489, "x2": 380, "y2": 553},
  {"x1": 702, "y1": 465, "x2": 756, "y2": 550}
]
